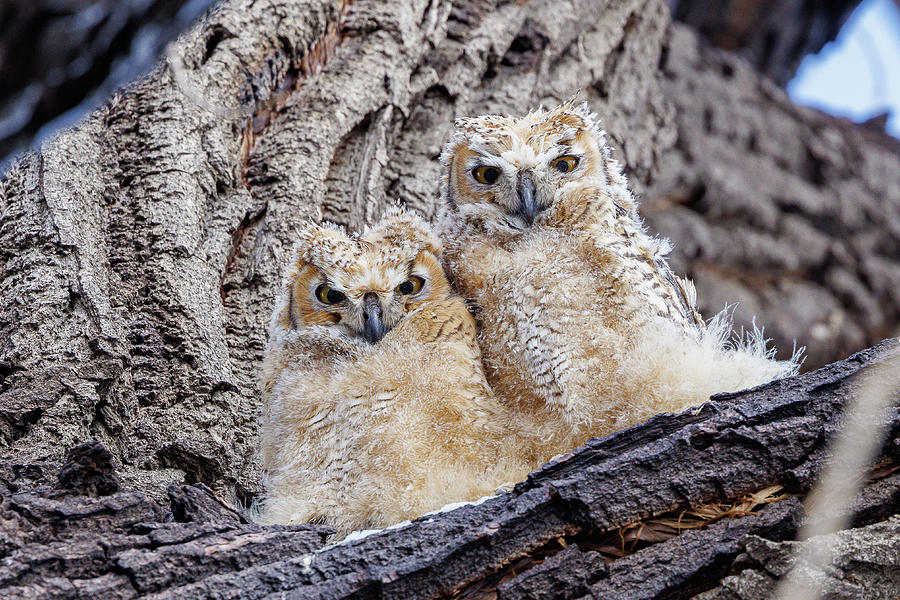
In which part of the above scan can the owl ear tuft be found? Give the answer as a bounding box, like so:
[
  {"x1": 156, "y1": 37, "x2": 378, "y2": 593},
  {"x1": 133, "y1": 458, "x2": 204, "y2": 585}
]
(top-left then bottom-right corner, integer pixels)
[
  {"x1": 288, "y1": 220, "x2": 361, "y2": 277},
  {"x1": 442, "y1": 115, "x2": 511, "y2": 165},
  {"x1": 366, "y1": 204, "x2": 442, "y2": 257},
  {"x1": 292, "y1": 221, "x2": 345, "y2": 261},
  {"x1": 573, "y1": 101, "x2": 600, "y2": 129}
]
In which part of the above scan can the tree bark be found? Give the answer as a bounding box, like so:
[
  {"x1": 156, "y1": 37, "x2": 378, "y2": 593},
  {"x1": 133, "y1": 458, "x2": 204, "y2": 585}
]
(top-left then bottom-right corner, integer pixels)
[
  {"x1": 644, "y1": 24, "x2": 900, "y2": 370},
  {"x1": 694, "y1": 518, "x2": 900, "y2": 600},
  {"x1": 1, "y1": 0, "x2": 900, "y2": 596},
  {"x1": 1, "y1": 341, "x2": 897, "y2": 599}
]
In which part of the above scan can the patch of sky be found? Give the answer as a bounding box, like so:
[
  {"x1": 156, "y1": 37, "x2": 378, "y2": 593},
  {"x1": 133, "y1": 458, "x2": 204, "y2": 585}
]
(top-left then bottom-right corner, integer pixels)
[{"x1": 789, "y1": 0, "x2": 900, "y2": 137}]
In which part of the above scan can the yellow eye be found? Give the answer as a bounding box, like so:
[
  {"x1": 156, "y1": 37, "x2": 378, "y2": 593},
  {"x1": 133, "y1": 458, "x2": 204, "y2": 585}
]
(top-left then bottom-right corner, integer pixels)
[
  {"x1": 315, "y1": 284, "x2": 346, "y2": 304},
  {"x1": 395, "y1": 276, "x2": 424, "y2": 295},
  {"x1": 550, "y1": 155, "x2": 579, "y2": 173},
  {"x1": 472, "y1": 165, "x2": 502, "y2": 185}
]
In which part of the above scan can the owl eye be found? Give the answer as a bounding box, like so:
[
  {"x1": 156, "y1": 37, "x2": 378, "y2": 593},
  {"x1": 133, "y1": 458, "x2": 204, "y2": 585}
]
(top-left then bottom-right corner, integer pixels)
[
  {"x1": 550, "y1": 155, "x2": 579, "y2": 173},
  {"x1": 472, "y1": 166, "x2": 502, "y2": 185},
  {"x1": 395, "y1": 276, "x2": 425, "y2": 295},
  {"x1": 315, "y1": 284, "x2": 346, "y2": 305}
]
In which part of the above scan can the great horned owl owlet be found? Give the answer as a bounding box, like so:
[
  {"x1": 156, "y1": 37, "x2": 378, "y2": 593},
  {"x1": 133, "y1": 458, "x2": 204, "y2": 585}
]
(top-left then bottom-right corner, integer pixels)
[
  {"x1": 437, "y1": 101, "x2": 800, "y2": 468},
  {"x1": 257, "y1": 206, "x2": 526, "y2": 535}
]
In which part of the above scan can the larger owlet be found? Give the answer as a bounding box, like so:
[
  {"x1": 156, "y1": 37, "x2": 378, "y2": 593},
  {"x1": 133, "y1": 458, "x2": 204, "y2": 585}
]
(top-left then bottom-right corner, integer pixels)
[
  {"x1": 257, "y1": 206, "x2": 527, "y2": 536},
  {"x1": 436, "y1": 101, "x2": 800, "y2": 468}
]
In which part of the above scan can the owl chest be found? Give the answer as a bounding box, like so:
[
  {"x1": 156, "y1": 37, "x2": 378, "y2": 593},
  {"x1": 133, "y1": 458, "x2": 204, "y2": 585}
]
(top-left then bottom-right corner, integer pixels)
[
  {"x1": 292, "y1": 342, "x2": 472, "y2": 445},
  {"x1": 464, "y1": 234, "x2": 656, "y2": 406},
  {"x1": 472, "y1": 237, "x2": 629, "y2": 326}
]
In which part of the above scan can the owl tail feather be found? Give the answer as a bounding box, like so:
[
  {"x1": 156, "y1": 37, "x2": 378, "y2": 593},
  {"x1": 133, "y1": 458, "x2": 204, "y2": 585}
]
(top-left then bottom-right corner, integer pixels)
[
  {"x1": 701, "y1": 305, "x2": 805, "y2": 389},
  {"x1": 608, "y1": 307, "x2": 804, "y2": 432}
]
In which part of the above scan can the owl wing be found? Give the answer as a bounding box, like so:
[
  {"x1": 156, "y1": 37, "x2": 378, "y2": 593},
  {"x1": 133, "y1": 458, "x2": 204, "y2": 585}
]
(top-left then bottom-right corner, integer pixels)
[
  {"x1": 658, "y1": 264, "x2": 704, "y2": 330},
  {"x1": 549, "y1": 181, "x2": 704, "y2": 337},
  {"x1": 539, "y1": 179, "x2": 615, "y2": 229}
]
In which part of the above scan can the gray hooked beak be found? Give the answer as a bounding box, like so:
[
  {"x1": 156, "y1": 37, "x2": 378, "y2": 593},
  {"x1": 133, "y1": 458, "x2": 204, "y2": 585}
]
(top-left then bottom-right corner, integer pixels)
[
  {"x1": 362, "y1": 292, "x2": 387, "y2": 343},
  {"x1": 517, "y1": 172, "x2": 540, "y2": 225}
]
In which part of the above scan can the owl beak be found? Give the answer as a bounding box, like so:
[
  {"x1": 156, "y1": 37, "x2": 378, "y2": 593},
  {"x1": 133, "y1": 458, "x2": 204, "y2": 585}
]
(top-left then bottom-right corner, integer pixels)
[
  {"x1": 517, "y1": 172, "x2": 540, "y2": 226},
  {"x1": 362, "y1": 292, "x2": 387, "y2": 343}
]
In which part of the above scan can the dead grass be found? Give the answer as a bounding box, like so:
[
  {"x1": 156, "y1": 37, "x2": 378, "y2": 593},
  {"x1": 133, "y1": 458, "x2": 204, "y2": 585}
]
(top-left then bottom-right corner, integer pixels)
[
  {"x1": 590, "y1": 484, "x2": 789, "y2": 557},
  {"x1": 450, "y1": 484, "x2": 791, "y2": 599}
]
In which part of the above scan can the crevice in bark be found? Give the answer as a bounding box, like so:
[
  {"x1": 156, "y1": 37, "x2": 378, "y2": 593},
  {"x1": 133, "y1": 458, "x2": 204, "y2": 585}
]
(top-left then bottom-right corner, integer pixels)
[
  {"x1": 220, "y1": 202, "x2": 268, "y2": 303},
  {"x1": 202, "y1": 24, "x2": 235, "y2": 65},
  {"x1": 485, "y1": 18, "x2": 550, "y2": 80},
  {"x1": 592, "y1": 11, "x2": 641, "y2": 101},
  {"x1": 452, "y1": 461, "x2": 900, "y2": 600},
  {"x1": 240, "y1": 0, "x2": 355, "y2": 177}
]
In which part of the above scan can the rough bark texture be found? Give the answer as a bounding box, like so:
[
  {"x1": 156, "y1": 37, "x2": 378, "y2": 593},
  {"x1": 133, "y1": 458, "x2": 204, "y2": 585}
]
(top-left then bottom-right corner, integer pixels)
[
  {"x1": 694, "y1": 517, "x2": 900, "y2": 600},
  {"x1": 1, "y1": 341, "x2": 897, "y2": 599},
  {"x1": 1, "y1": 0, "x2": 900, "y2": 596}
]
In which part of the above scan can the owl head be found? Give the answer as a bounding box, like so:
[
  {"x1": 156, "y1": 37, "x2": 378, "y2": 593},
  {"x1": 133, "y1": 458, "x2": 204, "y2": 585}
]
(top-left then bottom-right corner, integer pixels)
[
  {"x1": 276, "y1": 206, "x2": 448, "y2": 343},
  {"x1": 439, "y1": 100, "x2": 632, "y2": 236}
]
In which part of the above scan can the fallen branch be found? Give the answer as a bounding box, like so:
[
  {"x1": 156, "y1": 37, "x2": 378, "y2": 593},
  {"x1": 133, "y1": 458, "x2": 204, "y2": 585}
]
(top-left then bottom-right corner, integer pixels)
[{"x1": 1, "y1": 340, "x2": 896, "y2": 599}]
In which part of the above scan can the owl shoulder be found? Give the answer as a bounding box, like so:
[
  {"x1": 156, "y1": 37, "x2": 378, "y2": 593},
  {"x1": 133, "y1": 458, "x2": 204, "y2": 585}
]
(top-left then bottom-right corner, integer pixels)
[{"x1": 393, "y1": 296, "x2": 478, "y2": 346}]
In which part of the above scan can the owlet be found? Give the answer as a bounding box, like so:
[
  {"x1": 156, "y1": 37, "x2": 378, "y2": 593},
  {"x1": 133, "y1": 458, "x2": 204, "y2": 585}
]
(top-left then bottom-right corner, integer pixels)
[
  {"x1": 436, "y1": 101, "x2": 800, "y2": 468},
  {"x1": 257, "y1": 206, "x2": 527, "y2": 536}
]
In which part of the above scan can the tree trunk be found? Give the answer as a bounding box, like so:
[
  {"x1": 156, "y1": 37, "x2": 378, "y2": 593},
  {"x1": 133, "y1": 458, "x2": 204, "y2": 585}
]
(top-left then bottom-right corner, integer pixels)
[
  {"x1": 670, "y1": 0, "x2": 860, "y2": 86},
  {"x1": 644, "y1": 23, "x2": 900, "y2": 370},
  {"x1": 1, "y1": 0, "x2": 899, "y2": 596},
  {"x1": 1, "y1": 341, "x2": 897, "y2": 598}
]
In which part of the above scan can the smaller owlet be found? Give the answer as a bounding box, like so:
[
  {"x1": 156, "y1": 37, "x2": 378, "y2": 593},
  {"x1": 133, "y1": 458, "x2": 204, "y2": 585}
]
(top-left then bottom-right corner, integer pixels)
[
  {"x1": 256, "y1": 206, "x2": 527, "y2": 536},
  {"x1": 436, "y1": 101, "x2": 801, "y2": 468}
]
